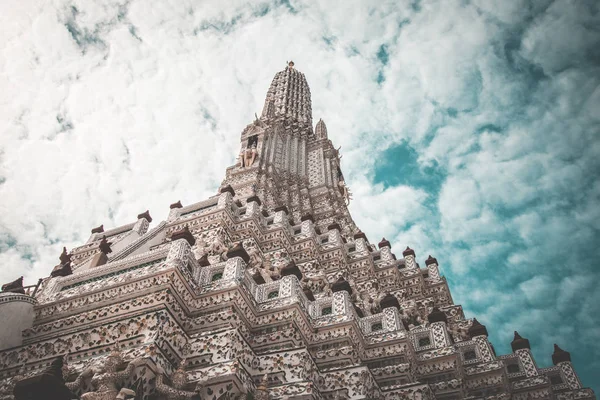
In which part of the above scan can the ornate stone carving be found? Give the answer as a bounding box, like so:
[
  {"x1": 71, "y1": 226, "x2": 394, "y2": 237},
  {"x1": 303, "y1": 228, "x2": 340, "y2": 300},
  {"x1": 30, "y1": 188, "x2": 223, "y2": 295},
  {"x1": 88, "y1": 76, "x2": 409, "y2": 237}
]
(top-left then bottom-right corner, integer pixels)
[
  {"x1": 0, "y1": 63, "x2": 593, "y2": 400},
  {"x1": 67, "y1": 344, "x2": 144, "y2": 400}
]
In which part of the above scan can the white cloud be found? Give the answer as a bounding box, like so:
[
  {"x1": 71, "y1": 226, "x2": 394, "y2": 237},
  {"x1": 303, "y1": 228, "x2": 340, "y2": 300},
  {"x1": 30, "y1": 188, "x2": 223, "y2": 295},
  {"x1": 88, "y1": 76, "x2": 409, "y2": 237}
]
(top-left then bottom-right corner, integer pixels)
[
  {"x1": 1, "y1": 0, "x2": 599, "y2": 389},
  {"x1": 349, "y1": 179, "x2": 429, "y2": 241}
]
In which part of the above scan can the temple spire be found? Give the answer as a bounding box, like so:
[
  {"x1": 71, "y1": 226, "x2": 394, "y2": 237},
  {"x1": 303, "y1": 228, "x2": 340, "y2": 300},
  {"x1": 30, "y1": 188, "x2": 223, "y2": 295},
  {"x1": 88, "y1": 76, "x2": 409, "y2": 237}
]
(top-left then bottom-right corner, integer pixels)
[
  {"x1": 261, "y1": 62, "x2": 312, "y2": 127},
  {"x1": 315, "y1": 118, "x2": 327, "y2": 139}
]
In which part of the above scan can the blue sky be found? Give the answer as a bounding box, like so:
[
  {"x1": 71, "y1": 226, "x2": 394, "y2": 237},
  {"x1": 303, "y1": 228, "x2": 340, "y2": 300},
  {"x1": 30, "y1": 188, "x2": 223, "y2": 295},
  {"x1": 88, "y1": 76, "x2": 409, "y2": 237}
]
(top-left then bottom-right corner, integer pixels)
[{"x1": 1, "y1": 0, "x2": 599, "y2": 391}]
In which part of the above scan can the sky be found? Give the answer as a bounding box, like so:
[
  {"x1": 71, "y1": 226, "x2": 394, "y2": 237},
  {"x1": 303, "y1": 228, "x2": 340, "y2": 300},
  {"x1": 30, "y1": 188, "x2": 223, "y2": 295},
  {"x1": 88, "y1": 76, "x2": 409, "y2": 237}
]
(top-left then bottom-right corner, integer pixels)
[{"x1": 1, "y1": 0, "x2": 599, "y2": 391}]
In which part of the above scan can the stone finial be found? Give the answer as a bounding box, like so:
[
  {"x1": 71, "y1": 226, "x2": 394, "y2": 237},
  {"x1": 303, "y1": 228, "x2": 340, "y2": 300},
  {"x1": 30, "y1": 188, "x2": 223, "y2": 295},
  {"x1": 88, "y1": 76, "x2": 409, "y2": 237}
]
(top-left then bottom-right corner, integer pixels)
[
  {"x1": 468, "y1": 318, "x2": 488, "y2": 338},
  {"x1": 220, "y1": 185, "x2": 236, "y2": 196},
  {"x1": 300, "y1": 214, "x2": 314, "y2": 223},
  {"x1": 380, "y1": 293, "x2": 400, "y2": 310},
  {"x1": 170, "y1": 226, "x2": 196, "y2": 246},
  {"x1": 137, "y1": 210, "x2": 152, "y2": 222},
  {"x1": 51, "y1": 250, "x2": 73, "y2": 277},
  {"x1": 331, "y1": 276, "x2": 352, "y2": 295},
  {"x1": 427, "y1": 307, "x2": 447, "y2": 324},
  {"x1": 327, "y1": 223, "x2": 341, "y2": 231},
  {"x1": 378, "y1": 238, "x2": 391, "y2": 249},
  {"x1": 99, "y1": 236, "x2": 112, "y2": 255},
  {"x1": 59, "y1": 247, "x2": 71, "y2": 265},
  {"x1": 247, "y1": 195, "x2": 262, "y2": 206},
  {"x1": 280, "y1": 261, "x2": 302, "y2": 280},
  {"x1": 91, "y1": 224, "x2": 104, "y2": 234},
  {"x1": 402, "y1": 246, "x2": 415, "y2": 257},
  {"x1": 51, "y1": 264, "x2": 72, "y2": 278},
  {"x1": 353, "y1": 231, "x2": 367, "y2": 240},
  {"x1": 552, "y1": 344, "x2": 571, "y2": 365},
  {"x1": 226, "y1": 242, "x2": 250, "y2": 263},
  {"x1": 274, "y1": 205, "x2": 289, "y2": 215},
  {"x1": 511, "y1": 331, "x2": 531, "y2": 352},
  {"x1": 425, "y1": 255, "x2": 438, "y2": 266},
  {"x1": 170, "y1": 200, "x2": 183, "y2": 209},
  {"x1": 1, "y1": 276, "x2": 24, "y2": 294}
]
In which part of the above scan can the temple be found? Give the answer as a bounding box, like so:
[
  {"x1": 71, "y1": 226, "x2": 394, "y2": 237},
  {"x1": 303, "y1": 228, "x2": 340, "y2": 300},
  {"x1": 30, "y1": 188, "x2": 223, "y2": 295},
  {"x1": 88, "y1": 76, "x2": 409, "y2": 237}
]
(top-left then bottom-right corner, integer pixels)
[{"x1": 0, "y1": 63, "x2": 595, "y2": 400}]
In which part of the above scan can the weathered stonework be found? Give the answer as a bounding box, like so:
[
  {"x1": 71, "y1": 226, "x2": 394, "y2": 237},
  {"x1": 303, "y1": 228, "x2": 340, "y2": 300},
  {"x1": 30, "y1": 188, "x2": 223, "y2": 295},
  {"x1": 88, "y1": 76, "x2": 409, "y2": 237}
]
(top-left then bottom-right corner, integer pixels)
[{"x1": 0, "y1": 63, "x2": 594, "y2": 400}]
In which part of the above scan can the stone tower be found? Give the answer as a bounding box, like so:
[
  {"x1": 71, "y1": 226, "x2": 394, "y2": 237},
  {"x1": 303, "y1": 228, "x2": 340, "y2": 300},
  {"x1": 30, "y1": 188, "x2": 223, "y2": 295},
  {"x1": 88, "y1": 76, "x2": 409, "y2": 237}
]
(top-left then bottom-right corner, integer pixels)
[{"x1": 0, "y1": 63, "x2": 595, "y2": 400}]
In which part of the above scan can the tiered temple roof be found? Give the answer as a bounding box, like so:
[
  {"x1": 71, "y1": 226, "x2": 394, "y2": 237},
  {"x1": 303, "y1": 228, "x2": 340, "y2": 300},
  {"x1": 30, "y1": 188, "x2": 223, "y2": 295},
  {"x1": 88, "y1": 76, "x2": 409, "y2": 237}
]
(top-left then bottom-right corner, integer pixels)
[{"x1": 0, "y1": 63, "x2": 594, "y2": 400}]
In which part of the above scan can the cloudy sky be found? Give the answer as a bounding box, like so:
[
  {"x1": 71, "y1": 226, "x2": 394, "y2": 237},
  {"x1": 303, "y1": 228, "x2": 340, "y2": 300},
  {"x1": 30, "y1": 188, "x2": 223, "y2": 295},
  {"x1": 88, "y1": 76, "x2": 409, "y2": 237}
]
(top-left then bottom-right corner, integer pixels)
[{"x1": 1, "y1": 0, "x2": 599, "y2": 390}]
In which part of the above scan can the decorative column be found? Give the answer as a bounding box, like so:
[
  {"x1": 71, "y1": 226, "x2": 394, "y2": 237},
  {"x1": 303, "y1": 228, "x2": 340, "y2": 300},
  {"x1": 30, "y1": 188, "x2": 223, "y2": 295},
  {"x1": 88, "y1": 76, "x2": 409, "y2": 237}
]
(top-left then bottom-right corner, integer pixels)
[
  {"x1": 327, "y1": 223, "x2": 342, "y2": 245},
  {"x1": 511, "y1": 331, "x2": 539, "y2": 377},
  {"x1": 167, "y1": 228, "x2": 195, "y2": 271},
  {"x1": 353, "y1": 231, "x2": 369, "y2": 253},
  {"x1": 382, "y1": 307, "x2": 402, "y2": 331},
  {"x1": 273, "y1": 206, "x2": 289, "y2": 225},
  {"x1": 403, "y1": 246, "x2": 418, "y2": 269},
  {"x1": 300, "y1": 214, "x2": 316, "y2": 237},
  {"x1": 167, "y1": 200, "x2": 183, "y2": 221},
  {"x1": 332, "y1": 290, "x2": 350, "y2": 315},
  {"x1": 245, "y1": 195, "x2": 262, "y2": 217},
  {"x1": 552, "y1": 344, "x2": 582, "y2": 390},
  {"x1": 255, "y1": 374, "x2": 270, "y2": 400},
  {"x1": 424, "y1": 255, "x2": 441, "y2": 281},
  {"x1": 133, "y1": 210, "x2": 152, "y2": 234},
  {"x1": 468, "y1": 319, "x2": 494, "y2": 362},
  {"x1": 378, "y1": 238, "x2": 393, "y2": 262},
  {"x1": 218, "y1": 186, "x2": 235, "y2": 209},
  {"x1": 427, "y1": 307, "x2": 450, "y2": 348}
]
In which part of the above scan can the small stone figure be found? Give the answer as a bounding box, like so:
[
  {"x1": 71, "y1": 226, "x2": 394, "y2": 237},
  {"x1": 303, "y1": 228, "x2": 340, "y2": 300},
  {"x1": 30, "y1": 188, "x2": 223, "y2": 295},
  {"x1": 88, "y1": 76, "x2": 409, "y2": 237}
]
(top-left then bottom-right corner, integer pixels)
[
  {"x1": 68, "y1": 344, "x2": 144, "y2": 400},
  {"x1": 246, "y1": 244, "x2": 264, "y2": 270},
  {"x1": 354, "y1": 291, "x2": 381, "y2": 316},
  {"x1": 244, "y1": 143, "x2": 258, "y2": 168},
  {"x1": 207, "y1": 235, "x2": 228, "y2": 261},
  {"x1": 51, "y1": 247, "x2": 73, "y2": 278},
  {"x1": 238, "y1": 146, "x2": 246, "y2": 168},
  {"x1": 448, "y1": 323, "x2": 469, "y2": 343},
  {"x1": 266, "y1": 259, "x2": 282, "y2": 280},
  {"x1": 337, "y1": 180, "x2": 352, "y2": 205},
  {"x1": 254, "y1": 374, "x2": 269, "y2": 400},
  {"x1": 238, "y1": 136, "x2": 259, "y2": 169},
  {"x1": 401, "y1": 307, "x2": 424, "y2": 330},
  {"x1": 301, "y1": 271, "x2": 328, "y2": 296},
  {"x1": 59, "y1": 247, "x2": 72, "y2": 265},
  {"x1": 193, "y1": 239, "x2": 209, "y2": 260},
  {"x1": 155, "y1": 359, "x2": 200, "y2": 400},
  {"x1": 99, "y1": 236, "x2": 112, "y2": 255}
]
